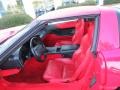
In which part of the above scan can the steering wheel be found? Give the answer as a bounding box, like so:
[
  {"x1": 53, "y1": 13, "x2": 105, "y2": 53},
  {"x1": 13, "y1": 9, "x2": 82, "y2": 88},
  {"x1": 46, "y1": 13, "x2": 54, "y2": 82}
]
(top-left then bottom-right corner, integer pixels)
[{"x1": 30, "y1": 36, "x2": 47, "y2": 62}]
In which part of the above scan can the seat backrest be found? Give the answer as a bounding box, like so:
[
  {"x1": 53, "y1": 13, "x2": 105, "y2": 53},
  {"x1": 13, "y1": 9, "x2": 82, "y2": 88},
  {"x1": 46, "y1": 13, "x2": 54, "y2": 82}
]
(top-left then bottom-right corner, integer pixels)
[
  {"x1": 87, "y1": 21, "x2": 94, "y2": 39},
  {"x1": 72, "y1": 34, "x2": 90, "y2": 67},
  {"x1": 70, "y1": 21, "x2": 95, "y2": 80},
  {"x1": 72, "y1": 21, "x2": 95, "y2": 68},
  {"x1": 72, "y1": 19, "x2": 85, "y2": 45}
]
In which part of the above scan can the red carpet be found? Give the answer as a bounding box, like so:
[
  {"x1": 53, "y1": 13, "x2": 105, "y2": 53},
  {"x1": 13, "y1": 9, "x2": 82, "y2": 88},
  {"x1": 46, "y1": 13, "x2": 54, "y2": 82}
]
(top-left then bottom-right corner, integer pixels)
[{"x1": 4, "y1": 54, "x2": 62, "y2": 83}]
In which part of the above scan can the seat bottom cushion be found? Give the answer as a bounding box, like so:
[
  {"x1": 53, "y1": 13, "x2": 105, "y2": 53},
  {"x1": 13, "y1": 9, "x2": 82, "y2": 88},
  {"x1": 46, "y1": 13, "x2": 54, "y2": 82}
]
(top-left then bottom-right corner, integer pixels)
[
  {"x1": 43, "y1": 59, "x2": 75, "y2": 82},
  {"x1": 44, "y1": 60, "x2": 63, "y2": 80}
]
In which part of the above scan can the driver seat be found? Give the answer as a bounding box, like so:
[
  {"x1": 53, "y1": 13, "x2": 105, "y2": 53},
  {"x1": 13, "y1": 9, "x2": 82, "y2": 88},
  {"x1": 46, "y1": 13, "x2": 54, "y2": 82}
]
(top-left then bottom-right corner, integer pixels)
[{"x1": 55, "y1": 19, "x2": 85, "y2": 46}]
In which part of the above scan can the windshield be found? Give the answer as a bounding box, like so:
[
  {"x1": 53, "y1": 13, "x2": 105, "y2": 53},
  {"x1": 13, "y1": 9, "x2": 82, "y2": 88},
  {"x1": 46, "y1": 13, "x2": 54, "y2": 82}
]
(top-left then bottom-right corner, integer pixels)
[{"x1": 0, "y1": 19, "x2": 46, "y2": 56}]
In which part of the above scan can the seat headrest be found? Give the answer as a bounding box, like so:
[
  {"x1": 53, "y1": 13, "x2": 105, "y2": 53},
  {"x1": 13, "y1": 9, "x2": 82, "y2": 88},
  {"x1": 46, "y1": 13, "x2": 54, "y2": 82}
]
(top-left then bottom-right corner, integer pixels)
[
  {"x1": 75, "y1": 19, "x2": 85, "y2": 31},
  {"x1": 87, "y1": 22, "x2": 94, "y2": 38},
  {"x1": 84, "y1": 21, "x2": 90, "y2": 34},
  {"x1": 72, "y1": 19, "x2": 85, "y2": 44}
]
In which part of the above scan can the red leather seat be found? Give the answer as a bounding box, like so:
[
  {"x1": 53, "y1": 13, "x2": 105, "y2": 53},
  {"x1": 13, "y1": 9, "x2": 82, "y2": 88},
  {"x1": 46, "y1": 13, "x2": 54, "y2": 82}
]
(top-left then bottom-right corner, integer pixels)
[
  {"x1": 43, "y1": 22, "x2": 95, "y2": 82},
  {"x1": 43, "y1": 35, "x2": 90, "y2": 82},
  {"x1": 55, "y1": 19, "x2": 85, "y2": 46}
]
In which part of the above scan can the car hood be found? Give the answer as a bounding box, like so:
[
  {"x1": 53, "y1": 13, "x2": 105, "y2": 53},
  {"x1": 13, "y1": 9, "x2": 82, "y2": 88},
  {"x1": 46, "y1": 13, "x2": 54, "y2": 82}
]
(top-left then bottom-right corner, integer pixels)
[{"x1": 0, "y1": 25, "x2": 25, "y2": 44}]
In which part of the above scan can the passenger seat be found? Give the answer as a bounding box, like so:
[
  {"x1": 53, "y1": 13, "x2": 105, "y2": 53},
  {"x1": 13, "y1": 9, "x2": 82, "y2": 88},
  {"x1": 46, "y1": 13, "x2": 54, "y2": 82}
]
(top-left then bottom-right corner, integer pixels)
[{"x1": 55, "y1": 19, "x2": 85, "y2": 46}]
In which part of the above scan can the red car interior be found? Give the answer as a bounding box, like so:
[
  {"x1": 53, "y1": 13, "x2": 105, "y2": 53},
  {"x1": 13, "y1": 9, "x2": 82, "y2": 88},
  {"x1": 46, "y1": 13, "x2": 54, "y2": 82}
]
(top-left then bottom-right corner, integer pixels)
[
  {"x1": 0, "y1": 19, "x2": 95, "y2": 90},
  {"x1": 43, "y1": 34, "x2": 72, "y2": 46},
  {"x1": 43, "y1": 21, "x2": 76, "y2": 46},
  {"x1": 55, "y1": 19, "x2": 85, "y2": 46},
  {"x1": 43, "y1": 22, "x2": 94, "y2": 82}
]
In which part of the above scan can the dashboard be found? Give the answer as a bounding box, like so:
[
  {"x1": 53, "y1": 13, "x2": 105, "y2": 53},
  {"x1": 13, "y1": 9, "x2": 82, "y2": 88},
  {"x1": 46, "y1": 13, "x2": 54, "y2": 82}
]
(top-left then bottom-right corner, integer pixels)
[{"x1": 0, "y1": 42, "x2": 32, "y2": 69}]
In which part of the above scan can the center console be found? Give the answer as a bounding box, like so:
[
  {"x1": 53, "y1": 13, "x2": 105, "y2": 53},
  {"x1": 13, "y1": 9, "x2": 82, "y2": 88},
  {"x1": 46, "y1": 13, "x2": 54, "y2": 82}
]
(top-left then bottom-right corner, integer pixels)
[{"x1": 46, "y1": 45, "x2": 79, "y2": 57}]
